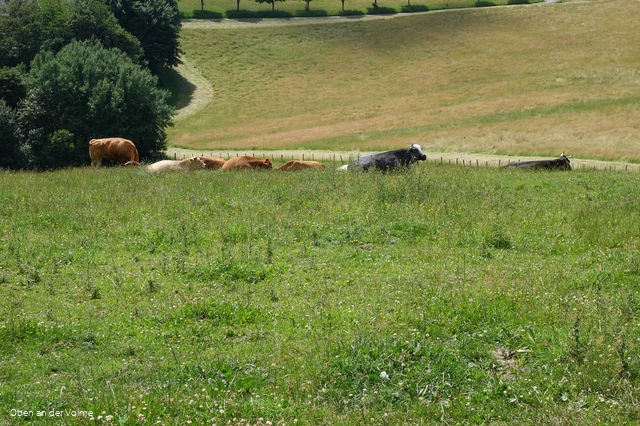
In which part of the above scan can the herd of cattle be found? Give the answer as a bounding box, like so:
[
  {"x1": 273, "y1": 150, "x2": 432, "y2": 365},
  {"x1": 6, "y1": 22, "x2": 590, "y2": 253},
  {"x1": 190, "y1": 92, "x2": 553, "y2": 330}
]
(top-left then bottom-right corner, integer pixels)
[{"x1": 89, "y1": 137, "x2": 572, "y2": 172}]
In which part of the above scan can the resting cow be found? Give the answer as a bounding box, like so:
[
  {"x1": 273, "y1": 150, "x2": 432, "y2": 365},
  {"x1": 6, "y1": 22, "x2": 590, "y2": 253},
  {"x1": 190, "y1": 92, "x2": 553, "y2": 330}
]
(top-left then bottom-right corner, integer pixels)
[
  {"x1": 221, "y1": 156, "x2": 272, "y2": 171},
  {"x1": 342, "y1": 144, "x2": 427, "y2": 172},
  {"x1": 279, "y1": 160, "x2": 325, "y2": 171},
  {"x1": 504, "y1": 155, "x2": 572, "y2": 171},
  {"x1": 145, "y1": 157, "x2": 206, "y2": 173},
  {"x1": 89, "y1": 137, "x2": 139, "y2": 167},
  {"x1": 200, "y1": 157, "x2": 227, "y2": 169}
]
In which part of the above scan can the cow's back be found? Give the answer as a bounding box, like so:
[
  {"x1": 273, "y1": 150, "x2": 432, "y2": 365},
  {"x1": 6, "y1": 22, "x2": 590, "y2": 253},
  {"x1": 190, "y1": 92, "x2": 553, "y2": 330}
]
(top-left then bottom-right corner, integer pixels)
[
  {"x1": 201, "y1": 157, "x2": 227, "y2": 169},
  {"x1": 279, "y1": 160, "x2": 325, "y2": 171},
  {"x1": 89, "y1": 137, "x2": 138, "y2": 167},
  {"x1": 222, "y1": 156, "x2": 272, "y2": 171},
  {"x1": 146, "y1": 157, "x2": 205, "y2": 173}
]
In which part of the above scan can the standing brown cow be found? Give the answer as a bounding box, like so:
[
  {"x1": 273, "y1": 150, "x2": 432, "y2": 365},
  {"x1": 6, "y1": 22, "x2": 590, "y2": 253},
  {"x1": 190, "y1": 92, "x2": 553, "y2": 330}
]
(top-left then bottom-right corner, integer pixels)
[
  {"x1": 89, "y1": 138, "x2": 139, "y2": 167},
  {"x1": 221, "y1": 156, "x2": 272, "y2": 171}
]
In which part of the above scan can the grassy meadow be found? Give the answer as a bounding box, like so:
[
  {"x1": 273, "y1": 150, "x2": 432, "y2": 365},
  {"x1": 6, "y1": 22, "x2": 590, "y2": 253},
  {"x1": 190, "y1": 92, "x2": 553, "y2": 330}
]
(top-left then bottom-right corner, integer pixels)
[
  {"x1": 178, "y1": 0, "x2": 520, "y2": 18},
  {"x1": 1, "y1": 164, "x2": 639, "y2": 424},
  {"x1": 168, "y1": 0, "x2": 640, "y2": 162}
]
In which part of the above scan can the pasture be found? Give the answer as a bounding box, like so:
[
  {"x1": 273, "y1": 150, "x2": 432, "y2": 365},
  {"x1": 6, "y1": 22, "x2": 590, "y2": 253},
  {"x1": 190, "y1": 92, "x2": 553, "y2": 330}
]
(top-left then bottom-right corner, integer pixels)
[
  {"x1": 167, "y1": 0, "x2": 640, "y2": 162},
  {"x1": 178, "y1": 0, "x2": 522, "y2": 18},
  {"x1": 1, "y1": 164, "x2": 639, "y2": 424}
]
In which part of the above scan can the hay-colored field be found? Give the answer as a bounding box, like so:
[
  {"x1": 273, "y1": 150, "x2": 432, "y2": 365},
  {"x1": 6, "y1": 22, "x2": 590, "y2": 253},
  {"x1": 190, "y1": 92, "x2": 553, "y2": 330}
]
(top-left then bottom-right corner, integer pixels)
[
  {"x1": 168, "y1": 0, "x2": 640, "y2": 162},
  {"x1": 179, "y1": 0, "x2": 510, "y2": 17}
]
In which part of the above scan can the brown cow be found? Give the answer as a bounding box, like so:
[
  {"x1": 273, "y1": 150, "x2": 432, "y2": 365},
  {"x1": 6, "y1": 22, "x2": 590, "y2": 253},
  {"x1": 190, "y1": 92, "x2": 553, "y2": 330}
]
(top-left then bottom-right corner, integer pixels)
[
  {"x1": 145, "y1": 157, "x2": 206, "y2": 173},
  {"x1": 221, "y1": 156, "x2": 272, "y2": 171},
  {"x1": 89, "y1": 137, "x2": 139, "y2": 167},
  {"x1": 278, "y1": 160, "x2": 326, "y2": 171},
  {"x1": 200, "y1": 156, "x2": 227, "y2": 169}
]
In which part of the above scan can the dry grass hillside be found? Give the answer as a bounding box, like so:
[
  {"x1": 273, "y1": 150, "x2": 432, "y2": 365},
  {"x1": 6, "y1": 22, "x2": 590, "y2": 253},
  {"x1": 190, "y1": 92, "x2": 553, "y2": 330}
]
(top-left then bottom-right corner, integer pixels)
[{"x1": 169, "y1": 0, "x2": 640, "y2": 161}]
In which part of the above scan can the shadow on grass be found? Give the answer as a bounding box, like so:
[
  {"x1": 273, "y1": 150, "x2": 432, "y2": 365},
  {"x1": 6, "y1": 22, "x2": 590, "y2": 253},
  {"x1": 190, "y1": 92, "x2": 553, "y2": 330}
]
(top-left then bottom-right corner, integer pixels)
[
  {"x1": 192, "y1": 10, "x2": 224, "y2": 18},
  {"x1": 156, "y1": 67, "x2": 196, "y2": 111},
  {"x1": 401, "y1": 4, "x2": 429, "y2": 12},
  {"x1": 366, "y1": 6, "x2": 397, "y2": 14},
  {"x1": 339, "y1": 9, "x2": 366, "y2": 16},
  {"x1": 226, "y1": 9, "x2": 294, "y2": 18},
  {"x1": 296, "y1": 9, "x2": 329, "y2": 17}
]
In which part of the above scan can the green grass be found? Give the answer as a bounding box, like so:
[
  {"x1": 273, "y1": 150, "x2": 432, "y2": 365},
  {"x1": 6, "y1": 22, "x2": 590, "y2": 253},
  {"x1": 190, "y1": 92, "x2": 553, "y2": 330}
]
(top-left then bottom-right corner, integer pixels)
[
  {"x1": 178, "y1": 0, "x2": 521, "y2": 19},
  {"x1": 1, "y1": 165, "x2": 639, "y2": 424},
  {"x1": 167, "y1": 0, "x2": 640, "y2": 162}
]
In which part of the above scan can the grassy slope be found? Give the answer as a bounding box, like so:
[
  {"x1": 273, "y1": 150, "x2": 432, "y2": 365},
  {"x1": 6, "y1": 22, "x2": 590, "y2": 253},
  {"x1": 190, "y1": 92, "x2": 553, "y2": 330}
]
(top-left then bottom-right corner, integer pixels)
[
  {"x1": 178, "y1": 0, "x2": 513, "y2": 18},
  {"x1": 168, "y1": 0, "x2": 640, "y2": 162},
  {"x1": 1, "y1": 165, "x2": 639, "y2": 424}
]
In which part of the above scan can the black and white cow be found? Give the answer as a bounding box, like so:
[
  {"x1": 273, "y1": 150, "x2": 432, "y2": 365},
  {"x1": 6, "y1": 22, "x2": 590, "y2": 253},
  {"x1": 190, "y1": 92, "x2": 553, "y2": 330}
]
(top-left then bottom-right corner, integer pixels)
[
  {"x1": 504, "y1": 155, "x2": 572, "y2": 171},
  {"x1": 341, "y1": 144, "x2": 427, "y2": 172}
]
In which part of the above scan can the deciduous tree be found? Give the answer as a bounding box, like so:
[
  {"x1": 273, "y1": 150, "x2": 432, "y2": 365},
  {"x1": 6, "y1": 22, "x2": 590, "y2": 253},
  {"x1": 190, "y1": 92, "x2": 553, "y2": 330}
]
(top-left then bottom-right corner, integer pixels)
[{"x1": 20, "y1": 40, "x2": 173, "y2": 169}]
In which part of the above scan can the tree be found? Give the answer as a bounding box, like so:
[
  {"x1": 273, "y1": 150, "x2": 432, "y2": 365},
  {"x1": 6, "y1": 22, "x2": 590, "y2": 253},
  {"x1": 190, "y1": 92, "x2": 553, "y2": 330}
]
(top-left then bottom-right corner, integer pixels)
[
  {"x1": 69, "y1": 0, "x2": 143, "y2": 65},
  {"x1": 0, "y1": 100, "x2": 26, "y2": 169},
  {"x1": 104, "y1": 0, "x2": 182, "y2": 73},
  {"x1": 0, "y1": 65, "x2": 26, "y2": 108},
  {"x1": 0, "y1": 0, "x2": 72, "y2": 69},
  {"x1": 20, "y1": 40, "x2": 173, "y2": 169}
]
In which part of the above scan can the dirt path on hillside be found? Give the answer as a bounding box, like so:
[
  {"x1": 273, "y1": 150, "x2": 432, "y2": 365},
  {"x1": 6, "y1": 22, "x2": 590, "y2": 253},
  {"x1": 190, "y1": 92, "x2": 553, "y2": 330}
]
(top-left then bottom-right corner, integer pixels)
[{"x1": 173, "y1": 1, "x2": 636, "y2": 172}]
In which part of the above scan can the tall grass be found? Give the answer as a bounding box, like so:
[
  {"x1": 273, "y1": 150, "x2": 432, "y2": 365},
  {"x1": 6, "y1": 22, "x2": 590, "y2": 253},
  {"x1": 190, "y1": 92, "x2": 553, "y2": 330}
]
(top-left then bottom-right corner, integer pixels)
[
  {"x1": 167, "y1": 0, "x2": 640, "y2": 162},
  {"x1": 1, "y1": 165, "x2": 639, "y2": 424}
]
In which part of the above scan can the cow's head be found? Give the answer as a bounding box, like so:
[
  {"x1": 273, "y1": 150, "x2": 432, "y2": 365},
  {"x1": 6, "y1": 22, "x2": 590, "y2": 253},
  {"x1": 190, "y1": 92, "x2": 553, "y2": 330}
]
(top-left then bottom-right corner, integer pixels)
[
  {"x1": 261, "y1": 159, "x2": 273, "y2": 169},
  {"x1": 557, "y1": 153, "x2": 572, "y2": 170},
  {"x1": 189, "y1": 157, "x2": 206, "y2": 170},
  {"x1": 409, "y1": 144, "x2": 427, "y2": 162}
]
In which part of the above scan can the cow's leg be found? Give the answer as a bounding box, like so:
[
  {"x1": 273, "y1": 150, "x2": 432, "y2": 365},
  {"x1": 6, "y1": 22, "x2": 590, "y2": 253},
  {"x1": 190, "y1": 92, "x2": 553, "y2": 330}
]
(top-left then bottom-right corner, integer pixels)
[{"x1": 91, "y1": 157, "x2": 101, "y2": 167}]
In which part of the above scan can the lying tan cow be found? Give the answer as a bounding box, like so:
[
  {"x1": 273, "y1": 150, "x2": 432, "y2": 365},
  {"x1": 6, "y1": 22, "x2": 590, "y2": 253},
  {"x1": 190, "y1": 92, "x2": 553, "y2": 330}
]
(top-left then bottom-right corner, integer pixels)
[
  {"x1": 89, "y1": 137, "x2": 139, "y2": 167},
  {"x1": 145, "y1": 157, "x2": 206, "y2": 173},
  {"x1": 200, "y1": 156, "x2": 227, "y2": 169},
  {"x1": 221, "y1": 156, "x2": 272, "y2": 171},
  {"x1": 279, "y1": 160, "x2": 326, "y2": 171}
]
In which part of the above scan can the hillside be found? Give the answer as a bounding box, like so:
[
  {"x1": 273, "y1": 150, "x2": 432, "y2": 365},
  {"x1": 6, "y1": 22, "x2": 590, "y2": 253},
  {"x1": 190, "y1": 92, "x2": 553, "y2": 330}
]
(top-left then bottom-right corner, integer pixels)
[{"x1": 167, "y1": 0, "x2": 640, "y2": 162}]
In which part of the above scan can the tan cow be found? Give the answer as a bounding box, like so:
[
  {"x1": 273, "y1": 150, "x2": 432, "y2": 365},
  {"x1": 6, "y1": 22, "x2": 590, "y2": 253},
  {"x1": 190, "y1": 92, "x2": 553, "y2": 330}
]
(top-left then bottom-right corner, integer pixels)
[
  {"x1": 145, "y1": 157, "x2": 206, "y2": 173},
  {"x1": 278, "y1": 160, "x2": 326, "y2": 171},
  {"x1": 89, "y1": 137, "x2": 139, "y2": 167},
  {"x1": 200, "y1": 156, "x2": 227, "y2": 169},
  {"x1": 221, "y1": 156, "x2": 272, "y2": 171}
]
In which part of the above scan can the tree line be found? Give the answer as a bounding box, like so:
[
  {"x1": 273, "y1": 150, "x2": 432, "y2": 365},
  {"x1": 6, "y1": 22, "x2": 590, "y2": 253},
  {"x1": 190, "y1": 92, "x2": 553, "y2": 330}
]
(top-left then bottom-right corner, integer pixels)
[{"x1": 0, "y1": 0, "x2": 182, "y2": 169}]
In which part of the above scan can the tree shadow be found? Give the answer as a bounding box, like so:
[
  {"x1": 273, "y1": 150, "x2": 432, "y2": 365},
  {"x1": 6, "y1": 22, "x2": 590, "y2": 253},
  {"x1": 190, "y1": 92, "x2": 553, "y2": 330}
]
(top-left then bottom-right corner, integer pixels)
[
  {"x1": 366, "y1": 6, "x2": 397, "y2": 14},
  {"x1": 226, "y1": 10, "x2": 294, "y2": 18},
  {"x1": 192, "y1": 10, "x2": 224, "y2": 19},
  {"x1": 157, "y1": 66, "x2": 196, "y2": 111},
  {"x1": 401, "y1": 4, "x2": 429, "y2": 12}
]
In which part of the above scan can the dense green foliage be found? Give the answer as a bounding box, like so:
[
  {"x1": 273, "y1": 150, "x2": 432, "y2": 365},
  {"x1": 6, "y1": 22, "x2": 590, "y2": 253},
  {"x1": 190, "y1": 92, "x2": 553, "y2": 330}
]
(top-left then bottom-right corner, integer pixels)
[
  {"x1": 105, "y1": 0, "x2": 182, "y2": 72},
  {"x1": 0, "y1": 0, "x2": 180, "y2": 169},
  {"x1": 1, "y1": 165, "x2": 638, "y2": 424},
  {"x1": 0, "y1": 100, "x2": 26, "y2": 169},
  {"x1": 19, "y1": 40, "x2": 172, "y2": 168}
]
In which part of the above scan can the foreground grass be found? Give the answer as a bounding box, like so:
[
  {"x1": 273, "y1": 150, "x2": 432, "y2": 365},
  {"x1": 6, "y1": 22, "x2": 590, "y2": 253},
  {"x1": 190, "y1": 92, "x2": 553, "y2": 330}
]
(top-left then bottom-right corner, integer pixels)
[
  {"x1": 168, "y1": 0, "x2": 640, "y2": 162},
  {"x1": 1, "y1": 165, "x2": 639, "y2": 424}
]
